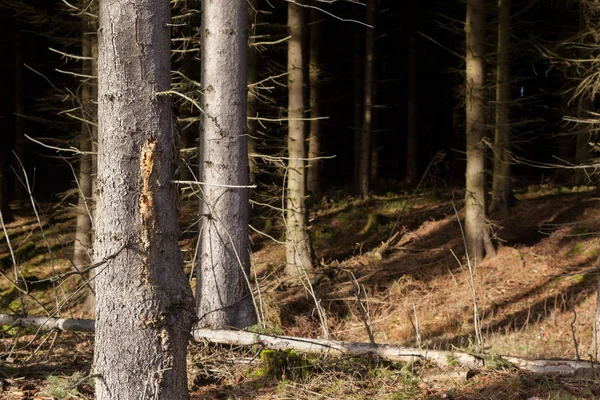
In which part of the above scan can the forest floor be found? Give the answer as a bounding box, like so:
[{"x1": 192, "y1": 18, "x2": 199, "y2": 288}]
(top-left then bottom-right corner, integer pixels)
[{"x1": 1, "y1": 183, "x2": 600, "y2": 399}]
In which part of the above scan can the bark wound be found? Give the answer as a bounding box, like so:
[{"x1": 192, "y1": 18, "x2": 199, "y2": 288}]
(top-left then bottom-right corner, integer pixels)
[{"x1": 139, "y1": 137, "x2": 158, "y2": 281}]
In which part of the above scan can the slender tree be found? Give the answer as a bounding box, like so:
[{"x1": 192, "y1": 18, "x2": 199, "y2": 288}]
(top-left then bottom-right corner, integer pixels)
[
  {"x1": 307, "y1": 3, "x2": 322, "y2": 198},
  {"x1": 465, "y1": 0, "x2": 495, "y2": 261},
  {"x1": 94, "y1": 0, "x2": 195, "y2": 397},
  {"x1": 406, "y1": 0, "x2": 418, "y2": 185},
  {"x1": 13, "y1": 20, "x2": 25, "y2": 201},
  {"x1": 196, "y1": 0, "x2": 256, "y2": 329},
  {"x1": 490, "y1": 0, "x2": 513, "y2": 213},
  {"x1": 359, "y1": 0, "x2": 375, "y2": 199},
  {"x1": 73, "y1": 11, "x2": 97, "y2": 311},
  {"x1": 285, "y1": 0, "x2": 314, "y2": 278},
  {"x1": 353, "y1": 7, "x2": 363, "y2": 190}
]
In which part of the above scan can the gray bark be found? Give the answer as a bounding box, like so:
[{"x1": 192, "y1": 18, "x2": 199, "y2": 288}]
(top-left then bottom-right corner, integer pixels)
[
  {"x1": 94, "y1": 1, "x2": 195, "y2": 398},
  {"x1": 465, "y1": 0, "x2": 495, "y2": 261},
  {"x1": 196, "y1": 0, "x2": 256, "y2": 329},
  {"x1": 285, "y1": 0, "x2": 314, "y2": 278},
  {"x1": 307, "y1": 4, "x2": 322, "y2": 198},
  {"x1": 490, "y1": 0, "x2": 512, "y2": 214},
  {"x1": 358, "y1": 0, "x2": 375, "y2": 199}
]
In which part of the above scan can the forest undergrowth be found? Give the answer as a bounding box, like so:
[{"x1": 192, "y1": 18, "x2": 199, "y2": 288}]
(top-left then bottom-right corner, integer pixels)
[{"x1": 1, "y1": 184, "x2": 600, "y2": 399}]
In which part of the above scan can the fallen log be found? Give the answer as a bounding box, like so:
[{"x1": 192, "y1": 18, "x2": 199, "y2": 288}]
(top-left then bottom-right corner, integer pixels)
[{"x1": 1, "y1": 314, "x2": 598, "y2": 376}]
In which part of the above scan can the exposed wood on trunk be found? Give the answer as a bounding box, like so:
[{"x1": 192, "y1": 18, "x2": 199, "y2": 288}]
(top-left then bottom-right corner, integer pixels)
[
  {"x1": 3, "y1": 314, "x2": 599, "y2": 377},
  {"x1": 95, "y1": 0, "x2": 195, "y2": 397}
]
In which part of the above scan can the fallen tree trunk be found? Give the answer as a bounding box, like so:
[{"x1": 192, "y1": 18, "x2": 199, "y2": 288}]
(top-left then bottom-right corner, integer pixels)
[{"x1": 1, "y1": 314, "x2": 598, "y2": 376}]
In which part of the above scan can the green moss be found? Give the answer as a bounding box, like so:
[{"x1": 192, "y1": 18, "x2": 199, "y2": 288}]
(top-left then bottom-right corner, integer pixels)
[
  {"x1": 40, "y1": 372, "x2": 90, "y2": 399},
  {"x1": 566, "y1": 242, "x2": 584, "y2": 256},
  {"x1": 362, "y1": 213, "x2": 382, "y2": 235},
  {"x1": 249, "y1": 349, "x2": 313, "y2": 381}
]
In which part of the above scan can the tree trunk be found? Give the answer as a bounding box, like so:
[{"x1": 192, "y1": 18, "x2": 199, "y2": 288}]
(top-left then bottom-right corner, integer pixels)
[
  {"x1": 285, "y1": 1, "x2": 314, "y2": 278},
  {"x1": 73, "y1": 16, "x2": 97, "y2": 314},
  {"x1": 359, "y1": 0, "x2": 375, "y2": 199},
  {"x1": 94, "y1": 1, "x2": 195, "y2": 398},
  {"x1": 406, "y1": 0, "x2": 418, "y2": 185},
  {"x1": 247, "y1": 0, "x2": 260, "y2": 184},
  {"x1": 575, "y1": 5, "x2": 593, "y2": 185},
  {"x1": 13, "y1": 21, "x2": 25, "y2": 202},
  {"x1": 490, "y1": 0, "x2": 512, "y2": 214},
  {"x1": 196, "y1": 0, "x2": 257, "y2": 329},
  {"x1": 307, "y1": 3, "x2": 322, "y2": 198},
  {"x1": 353, "y1": 8, "x2": 363, "y2": 191},
  {"x1": 465, "y1": 0, "x2": 495, "y2": 262}
]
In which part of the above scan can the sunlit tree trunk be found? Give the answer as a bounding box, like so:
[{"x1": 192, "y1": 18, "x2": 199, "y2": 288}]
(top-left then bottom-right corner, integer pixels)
[
  {"x1": 575, "y1": 5, "x2": 593, "y2": 185},
  {"x1": 359, "y1": 0, "x2": 375, "y2": 199},
  {"x1": 196, "y1": 0, "x2": 257, "y2": 329},
  {"x1": 307, "y1": 3, "x2": 322, "y2": 198},
  {"x1": 490, "y1": 0, "x2": 512, "y2": 213},
  {"x1": 465, "y1": 0, "x2": 495, "y2": 261},
  {"x1": 94, "y1": 0, "x2": 195, "y2": 398},
  {"x1": 74, "y1": 14, "x2": 97, "y2": 315},
  {"x1": 285, "y1": 0, "x2": 314, "y2": 278},
  {"x1": 406, "y1": 0, "x2": 418, "y2": 185}
]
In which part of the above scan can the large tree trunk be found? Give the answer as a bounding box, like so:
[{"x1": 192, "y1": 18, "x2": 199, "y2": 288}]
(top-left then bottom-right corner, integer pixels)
[
  {"x1": 465, "y1": 0, "x2": 495, "y2": 261},
  {"x1": 73, "y1": 16, "x2": 97, "y2": 312},
  {"x1": 359, "y1": 0, "x2": 375, "y2": 199},
  {"x1": 285, "y1": 1, "x2": 314, "y2": 278},
  {"x1": 307, "y1": 3, "x2": 322, "y2": 198},
  {"x1": 94, "y1": 1, "x2": 195, "y2": 398},
  {"x1": 405, "y1": 0, "x2": 418, "y2": 185},
  {"x1": 196, "y1": 0, "x2": 256, "y2": 329},
  {"x1": 490, "y1": 0, "x2": 512, "y2": 214}
]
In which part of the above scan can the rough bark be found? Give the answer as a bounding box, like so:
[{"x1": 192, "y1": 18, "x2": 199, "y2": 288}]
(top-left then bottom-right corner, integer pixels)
[
  {"x1": 285, "y1": 1, "x2": 314, "y2": 278},
  {"x1": 307, "y1": 3, "x2": 322, "y2": 198},
  {"x1": 465, "y1": 0, "x2": 495, "y2": 262},
  {"x1": 406, "y1": 0, "x2": 419, "y2": 185},
  {"x1": 94, "y1": 1, "x2": 195, "y2": 398},
  {"x1": 196, "y1": 0, "x2": 256, "y2": 329},
  {"x1": 359, "y1": 0, "x2": 375, "y2": 199},
  {"x1": 6, "y1": 314, "x2": 600, "y2": 377},
  {"x1": 73, "y1": 17, "x2": 97, "y2": 311},
  {"x1": 490, "y1": 0, "x2": 512, "y2": 214}
]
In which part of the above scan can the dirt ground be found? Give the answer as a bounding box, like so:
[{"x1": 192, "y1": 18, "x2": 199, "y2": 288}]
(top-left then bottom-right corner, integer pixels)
[{"x1": 2, "y1": 185, "x2": 600, "y2": 399}]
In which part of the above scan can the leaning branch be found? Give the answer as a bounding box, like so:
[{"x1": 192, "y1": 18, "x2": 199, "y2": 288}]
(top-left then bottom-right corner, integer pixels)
[{"x1": 2, "y1": 314, "x2": 599, "y2": 376}]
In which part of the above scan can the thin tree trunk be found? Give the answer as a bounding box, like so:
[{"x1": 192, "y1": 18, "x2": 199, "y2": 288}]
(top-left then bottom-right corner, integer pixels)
[
  {"x1": 359, "y1": 0, "x2": 375, "y2": 199},
  {"x1": 406, "y1": 0, "x2": 418, "y2": 185},
  {"x1": 307, "y1": 3, "x2": 322, "y2": 198},
  {"x1": 247, "y1": 0, "x2": 260, "y2": 184},
  {"x1": 73, "y1": 23, "x2": 95, "y2": 311},
  {"x1": 285, "y1": 1, "x2": 314, "y2": 278},
  {"x1": 94, "y1": 1, "x2": 195, "y2": 398},
  {"x1": 14, "y1": 21, "x2": 25, "y2": 202},
  {"x1": 465, "y1": 0, "x2": 495, "y2": 261},
  {"x1": 353, "y1": 8, "x2": 363, "y2": 191},
  {"x1": 490, "y1": 0, "x2": 512, "y2": 213},
  {"x1": 196, "y1": 0, "x2": 257, "y2": 329},
  {"x1": 575, "y1": 5, "x2": 593, "y2": 185}
]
